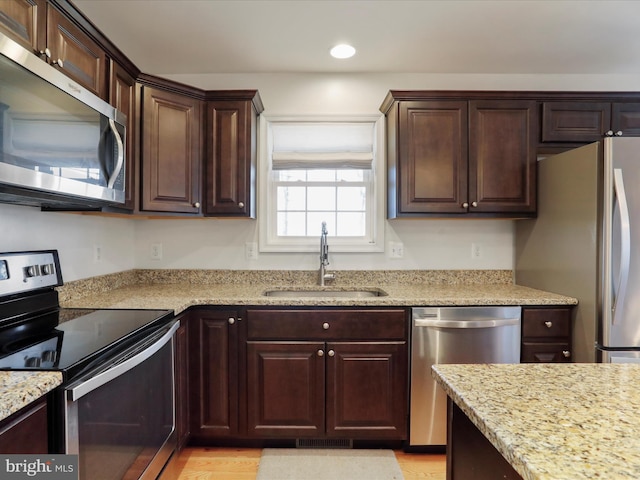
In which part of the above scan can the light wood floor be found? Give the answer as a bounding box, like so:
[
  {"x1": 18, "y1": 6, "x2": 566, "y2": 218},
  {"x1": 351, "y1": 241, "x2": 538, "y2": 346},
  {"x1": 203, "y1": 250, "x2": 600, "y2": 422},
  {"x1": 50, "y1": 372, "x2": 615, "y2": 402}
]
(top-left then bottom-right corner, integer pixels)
[{"x1": 172, "y1": 447, "x2": 446, "y2": 480}]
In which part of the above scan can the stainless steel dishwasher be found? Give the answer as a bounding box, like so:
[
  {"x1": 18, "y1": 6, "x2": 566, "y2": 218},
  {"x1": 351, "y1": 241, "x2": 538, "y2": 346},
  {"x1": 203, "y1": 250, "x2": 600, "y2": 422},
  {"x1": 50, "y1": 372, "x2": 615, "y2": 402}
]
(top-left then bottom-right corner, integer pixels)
[{"x1": 410, "y1": 306, "x2": 521, "y2": 447}]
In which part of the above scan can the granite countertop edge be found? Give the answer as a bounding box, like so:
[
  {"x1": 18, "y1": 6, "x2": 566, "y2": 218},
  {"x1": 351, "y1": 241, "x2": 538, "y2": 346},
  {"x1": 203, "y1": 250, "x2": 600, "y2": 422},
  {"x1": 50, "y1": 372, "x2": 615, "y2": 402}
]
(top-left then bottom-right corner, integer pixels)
[
  {"x1": 432, "y1": 363, "x2": 640, "y2": 480},
  {"x1": 0, "y1": 372, "x2": 63, "y2": 423}
]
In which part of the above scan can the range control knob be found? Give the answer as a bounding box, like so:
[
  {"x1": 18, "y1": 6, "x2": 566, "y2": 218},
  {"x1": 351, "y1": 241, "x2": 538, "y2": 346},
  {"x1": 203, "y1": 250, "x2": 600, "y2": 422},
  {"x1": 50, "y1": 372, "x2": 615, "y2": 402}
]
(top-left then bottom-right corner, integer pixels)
[
  {"x1": 41, "y1": 264, "x2": 52, "y2": 275},
  {"x1": 42, "y1": 350, "x2": 57, "y2": 363},
  {"x1": 25, "y1": 356, "x2": 41, "y2": 367},
  {"x1": 25, "y1": 266, "x2": 38, "y2": 278}
]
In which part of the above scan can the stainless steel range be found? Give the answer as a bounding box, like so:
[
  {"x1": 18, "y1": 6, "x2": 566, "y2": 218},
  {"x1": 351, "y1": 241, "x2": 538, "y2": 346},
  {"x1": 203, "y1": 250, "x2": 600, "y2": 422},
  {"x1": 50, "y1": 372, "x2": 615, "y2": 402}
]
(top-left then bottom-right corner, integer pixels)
[{"x1": 0, "y1": 250, "x2": 177, "y2": 480}]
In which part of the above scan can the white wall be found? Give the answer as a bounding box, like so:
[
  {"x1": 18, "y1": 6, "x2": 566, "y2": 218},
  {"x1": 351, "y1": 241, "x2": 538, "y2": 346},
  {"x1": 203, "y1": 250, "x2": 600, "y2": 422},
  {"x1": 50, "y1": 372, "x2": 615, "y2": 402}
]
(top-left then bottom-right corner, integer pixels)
[
  {"x1": 0, "y1": 203, "x2": 135, "y2": 280},
  {"x1": 6, "y1": 73, "x2": 640, "y2": 280}
]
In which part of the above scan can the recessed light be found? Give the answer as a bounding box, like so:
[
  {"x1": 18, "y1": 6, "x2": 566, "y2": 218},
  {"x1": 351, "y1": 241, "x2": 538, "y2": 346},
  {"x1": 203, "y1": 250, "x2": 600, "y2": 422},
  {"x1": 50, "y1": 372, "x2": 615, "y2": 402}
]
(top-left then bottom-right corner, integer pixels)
[{"x1": 330, "y1": 44, "x2": 356, "y2": 59}]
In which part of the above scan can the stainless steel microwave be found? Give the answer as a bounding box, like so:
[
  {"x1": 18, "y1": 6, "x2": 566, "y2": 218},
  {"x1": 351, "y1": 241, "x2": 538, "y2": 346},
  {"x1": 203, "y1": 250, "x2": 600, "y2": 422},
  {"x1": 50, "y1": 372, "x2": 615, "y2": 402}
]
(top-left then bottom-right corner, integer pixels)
[{"x1": 0, "y1": 32, "x2": 126, "y2": 209}]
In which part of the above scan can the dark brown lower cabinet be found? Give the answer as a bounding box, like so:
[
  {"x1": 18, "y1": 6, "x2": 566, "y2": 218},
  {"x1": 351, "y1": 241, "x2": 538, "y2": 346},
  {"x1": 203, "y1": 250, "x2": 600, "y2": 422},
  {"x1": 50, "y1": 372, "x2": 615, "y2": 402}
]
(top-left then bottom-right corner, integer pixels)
[
  {"x1": 447, "y1": 400, "x2": 522, "y2": 480},
  {"x1": 520, "y1": 306, "x2": 572, "y2": 363},
  {"x1": 0, "y1": 396, "x2": 49, "y2": 453},
  {"x1": 188, "y1": 309, "x2": 240, "y2": 443},
  {"x1": 245, "y1": 308, "x2": 408, "y2": 441}
]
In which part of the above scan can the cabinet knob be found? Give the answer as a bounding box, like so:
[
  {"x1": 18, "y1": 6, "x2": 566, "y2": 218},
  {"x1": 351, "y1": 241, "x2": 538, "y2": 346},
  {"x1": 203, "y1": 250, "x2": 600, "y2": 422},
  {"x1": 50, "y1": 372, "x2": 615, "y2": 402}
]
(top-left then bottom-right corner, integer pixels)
[
  {"x1": 462, "y1": 202, "x2": 469, "y2": 208},
  {"x1": 544, "y1": 321, "x2": 553, "y2": 328},
  {"x1": 53, "y1": 58, "x2": 64, "y2": 68},
  {"x1": 228, "y1": 317, "x2": 235, "y2": 325},
  {"x1": 322, "y1": 322, "x2": 330, "y2": 330},
  {"x1": 193, "y1": 202, "x2": 201, "y2": 208},
  {"x1": 615, "y1": 131, "x2": 623, "y2": 136},
  {"x1": 471, "y1": 201, "x2": 478, "y2": 207},
  {"x1": 562, "y1": 350, "x2": 571, "y2": 358},
  {"x1": 606, "y1": 130, "x2": 614, "y2": 137},
  {"x1": 238, "y1": 202, "x2": 245, "y2": 208},
  {"x1": 317, "y1": 349, "x2": 324, "y2": 357},
  {"x1": 328, "y1": 349, "x2": 335, "y2": 357},
  {"x1": 39, "y1": 48, "x2": 51, "y2": 59}
]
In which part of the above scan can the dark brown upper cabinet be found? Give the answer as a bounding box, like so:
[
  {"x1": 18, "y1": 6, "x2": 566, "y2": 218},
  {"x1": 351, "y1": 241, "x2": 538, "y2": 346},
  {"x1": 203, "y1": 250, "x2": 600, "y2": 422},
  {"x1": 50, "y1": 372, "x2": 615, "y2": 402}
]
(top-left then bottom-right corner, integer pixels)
[
  {"x1": 204, "y1": 91, "x2": 263, "y2": 218},
  {"x1": 542, "y1": 101, "x2": 640, "y2": 143},
  {"x1": 0, "y1": 0, "x2": 46, "y2": 54},
  {"x1": 140, "y1": 85, "x2": 203, "y2": 214},
  {"x1": 382, "y1": 91, "x2": 537, "y2": 218}
]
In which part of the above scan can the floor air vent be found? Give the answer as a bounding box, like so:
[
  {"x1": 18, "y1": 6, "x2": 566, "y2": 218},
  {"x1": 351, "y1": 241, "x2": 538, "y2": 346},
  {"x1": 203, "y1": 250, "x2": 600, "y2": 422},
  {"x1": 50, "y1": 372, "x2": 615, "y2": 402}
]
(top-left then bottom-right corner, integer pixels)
[{"x1": 296, "y1": 439, "x2": 353, "y2": 449}]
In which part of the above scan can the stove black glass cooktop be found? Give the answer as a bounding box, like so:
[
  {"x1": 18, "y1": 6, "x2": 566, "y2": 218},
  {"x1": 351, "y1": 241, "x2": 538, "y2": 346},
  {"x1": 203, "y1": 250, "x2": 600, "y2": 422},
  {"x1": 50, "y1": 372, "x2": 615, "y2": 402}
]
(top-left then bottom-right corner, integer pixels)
[{"x1": 0, "y1": 308, "x2": 174, "y2": 379}]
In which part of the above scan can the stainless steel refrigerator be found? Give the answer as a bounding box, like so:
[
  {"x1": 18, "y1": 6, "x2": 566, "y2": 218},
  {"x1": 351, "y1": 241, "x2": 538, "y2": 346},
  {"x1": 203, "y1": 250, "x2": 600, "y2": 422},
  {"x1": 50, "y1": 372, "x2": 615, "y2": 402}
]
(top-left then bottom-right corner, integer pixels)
[{"x1": 516, "y1": 137, "x2": 640, "y2": 363}]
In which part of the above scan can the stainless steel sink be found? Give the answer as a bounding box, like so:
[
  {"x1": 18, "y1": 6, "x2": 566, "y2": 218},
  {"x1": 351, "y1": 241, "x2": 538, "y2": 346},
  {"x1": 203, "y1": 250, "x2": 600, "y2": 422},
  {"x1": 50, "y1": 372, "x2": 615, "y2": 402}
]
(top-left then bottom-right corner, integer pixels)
[{"x1": 263, "y1": 288, "x2": 387, "y2": 298}]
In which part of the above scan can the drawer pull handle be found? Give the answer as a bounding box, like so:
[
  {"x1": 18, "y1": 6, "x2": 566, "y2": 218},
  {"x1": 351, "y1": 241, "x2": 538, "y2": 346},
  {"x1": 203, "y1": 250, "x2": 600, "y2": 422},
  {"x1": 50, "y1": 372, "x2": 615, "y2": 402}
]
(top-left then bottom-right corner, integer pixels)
[
  {"x1": 544, "y1": 321, "x2": 553, "y2": 328},
  {"x1": 562, "y1": 350, "x2": 571, "y2": 358},
  {"x1": 322, "y1": 322, "x2": 330, "y2": 330},
  {"x1": 317, "y1": 349, "x2": 324, "y2": 357},
  {"x1": 328, "y1": 350, "x2": 335, "y2": 357}
]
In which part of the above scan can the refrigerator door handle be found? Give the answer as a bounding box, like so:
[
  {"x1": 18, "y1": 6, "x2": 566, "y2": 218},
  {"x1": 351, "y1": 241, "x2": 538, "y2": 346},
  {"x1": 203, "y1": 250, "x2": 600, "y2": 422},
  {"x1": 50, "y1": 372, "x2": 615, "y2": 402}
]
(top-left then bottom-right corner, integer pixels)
[{"x1": 612, "y1": 168, "x2": 630, "y2": 325}]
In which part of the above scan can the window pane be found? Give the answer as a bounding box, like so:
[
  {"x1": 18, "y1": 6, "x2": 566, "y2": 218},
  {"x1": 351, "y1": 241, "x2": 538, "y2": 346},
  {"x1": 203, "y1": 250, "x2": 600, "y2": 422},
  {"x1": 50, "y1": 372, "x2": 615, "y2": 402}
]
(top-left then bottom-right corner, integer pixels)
[
  {"x1": 307, "y1": 170, "x2": 336, "y2": 182},
  {"x1": 308, "y1": 186, "x2": 335, "y2": 211},
  {"x1": 277, "y1": 212, "x2": 306, "y2": 236},
  {"x1": 277, "y1": 170, "x2": 306, "y2": 181},
  {"x1": 307, "y1": 213, "x2": 335, "y2": 236},
  {"x1": 337, "y1": 186, "x2": 366, "y2": 211},
  {"x1": 277, "y1": 186, "x2": 307, "y2": 211},
  {"x1": 337, "y1": 169, "x2": 364, "y2": 181},
  {"x1": 337, "y1": 212, "x2": 366, "y2": 236}
]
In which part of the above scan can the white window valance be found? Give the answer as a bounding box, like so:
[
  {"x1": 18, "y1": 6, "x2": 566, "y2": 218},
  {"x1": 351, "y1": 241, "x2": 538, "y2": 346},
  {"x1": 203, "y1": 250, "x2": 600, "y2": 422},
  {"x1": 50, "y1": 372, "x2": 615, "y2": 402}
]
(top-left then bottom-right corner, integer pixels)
[{"x1": 270, "y1": 122, "x2": 374, "y2": 170}]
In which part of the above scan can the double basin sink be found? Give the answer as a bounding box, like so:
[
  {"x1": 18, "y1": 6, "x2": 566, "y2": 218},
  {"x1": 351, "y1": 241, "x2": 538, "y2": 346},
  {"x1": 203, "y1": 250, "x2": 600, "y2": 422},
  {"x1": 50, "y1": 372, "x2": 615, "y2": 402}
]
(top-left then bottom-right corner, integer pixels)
[{"x1": 264, "y1": 288, "x2": 388, "y2": 298}]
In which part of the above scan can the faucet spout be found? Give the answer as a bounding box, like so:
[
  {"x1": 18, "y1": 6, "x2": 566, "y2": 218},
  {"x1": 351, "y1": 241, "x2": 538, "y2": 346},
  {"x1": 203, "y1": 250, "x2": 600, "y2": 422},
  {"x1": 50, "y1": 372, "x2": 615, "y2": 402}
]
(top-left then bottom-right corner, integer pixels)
[{"x1": 319, "y1": 222, "x2": 335, "y2": 286}]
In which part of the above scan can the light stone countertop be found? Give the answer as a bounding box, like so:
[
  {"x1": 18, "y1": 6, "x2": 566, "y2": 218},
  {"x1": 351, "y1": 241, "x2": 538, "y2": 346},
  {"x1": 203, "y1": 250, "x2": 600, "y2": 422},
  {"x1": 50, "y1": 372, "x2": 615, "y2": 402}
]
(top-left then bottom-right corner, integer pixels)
[
  {"x1": 0, "y1": 371, "x2": 62, "y2": 422},
  {"x1": 1, "y1": 270, "x2": 576, "y2": 426},
  {"x1": 432, "y1": 363, "x2": 640, "y2": 480},
  {"x1": 57, "y1": 269, "x2": 577, "y2": 313}
]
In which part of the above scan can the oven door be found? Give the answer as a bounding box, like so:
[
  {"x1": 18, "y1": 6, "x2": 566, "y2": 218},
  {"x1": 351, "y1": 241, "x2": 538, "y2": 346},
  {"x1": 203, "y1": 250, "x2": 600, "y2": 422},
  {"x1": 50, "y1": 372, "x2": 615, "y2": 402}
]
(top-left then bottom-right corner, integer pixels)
[{"x1": 64, "y1": 320, "x2": 178, "y2": 480}]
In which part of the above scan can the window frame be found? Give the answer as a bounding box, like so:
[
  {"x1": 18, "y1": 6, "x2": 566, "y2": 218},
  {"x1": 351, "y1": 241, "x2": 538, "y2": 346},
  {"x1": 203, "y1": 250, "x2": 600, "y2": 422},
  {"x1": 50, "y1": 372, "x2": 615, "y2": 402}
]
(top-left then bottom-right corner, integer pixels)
[{"x1": 258, "y1": 115, "x2": 385, "y2": 253}]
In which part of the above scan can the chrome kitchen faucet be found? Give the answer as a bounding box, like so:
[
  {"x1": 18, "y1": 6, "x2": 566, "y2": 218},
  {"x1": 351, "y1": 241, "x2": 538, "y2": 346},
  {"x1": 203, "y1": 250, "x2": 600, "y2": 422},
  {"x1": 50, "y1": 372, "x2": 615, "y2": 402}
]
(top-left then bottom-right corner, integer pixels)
[{"x1": 319, "y1": 222, "x2": 336, "y2": 286}]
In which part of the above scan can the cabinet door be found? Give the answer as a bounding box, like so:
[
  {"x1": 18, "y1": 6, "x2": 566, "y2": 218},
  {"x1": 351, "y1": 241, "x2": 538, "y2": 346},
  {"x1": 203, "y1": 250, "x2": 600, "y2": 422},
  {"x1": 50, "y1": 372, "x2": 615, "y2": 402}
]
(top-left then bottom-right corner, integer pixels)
[
  {"x1": 46, "y1": 6, "x2": 107, "y2": 98},
  {"x1": 469, "y1": 100, "x2": 537, "y2": 214},
  {"x1": 0, "y1": 397, "x2": 48, "y2": 453},
  {"x1": 189, "y1": 310, "x2": 239, "y2": 440},
  {"x1": 141, "y1": 87, "x2": 202, "y2": 213},
  {"x1": 326, "y1": 342, "x2": 407, "y2": 439},
  {"x1": 541, "y1": 101, "x2": 611, "y2": 143},
  {"x1": 521, "y1": 343, "x2": 571, "y2": 363},
  {"x1": 205, "y1": 100, "x2": 256, "y2": 217},
  {"x1": 397, "y1": 101, "x2": 468, "y2": 214},
  {"x1": 109, "y1": 61, "x2": 136, "y2": 210},
  {"x1": 0, "y1": 0, "x2": 46, "y2": 54},
  {"x1": 612, "y1": 103, "x2": 640, "y2": 137},
  {"x1": 246, "y1": 341, "x2": 325, "y2": 438}
]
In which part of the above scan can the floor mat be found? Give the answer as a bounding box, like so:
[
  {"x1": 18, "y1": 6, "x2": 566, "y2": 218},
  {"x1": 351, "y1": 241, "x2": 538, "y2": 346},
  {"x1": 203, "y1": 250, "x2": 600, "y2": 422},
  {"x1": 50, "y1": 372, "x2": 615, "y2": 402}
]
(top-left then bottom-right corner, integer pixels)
[{"x1": 256, "y1": 448, "x2": 404, "y2": 480}]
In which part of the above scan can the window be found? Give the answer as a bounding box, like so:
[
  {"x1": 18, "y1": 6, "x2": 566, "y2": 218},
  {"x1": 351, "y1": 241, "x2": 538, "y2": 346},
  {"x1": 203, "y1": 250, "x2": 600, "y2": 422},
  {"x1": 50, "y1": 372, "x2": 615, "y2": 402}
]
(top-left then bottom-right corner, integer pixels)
[{"x1": 258, "y1": 116, "x2": 384, "y2": 252}]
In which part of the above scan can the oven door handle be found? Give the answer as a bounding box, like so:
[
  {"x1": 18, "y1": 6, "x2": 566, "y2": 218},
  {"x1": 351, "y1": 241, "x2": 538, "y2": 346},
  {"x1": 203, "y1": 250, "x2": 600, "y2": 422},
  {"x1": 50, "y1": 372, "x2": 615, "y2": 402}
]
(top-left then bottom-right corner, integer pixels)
[{"x1": 67, "y1": 320, "x2": 179, "y2": 401}]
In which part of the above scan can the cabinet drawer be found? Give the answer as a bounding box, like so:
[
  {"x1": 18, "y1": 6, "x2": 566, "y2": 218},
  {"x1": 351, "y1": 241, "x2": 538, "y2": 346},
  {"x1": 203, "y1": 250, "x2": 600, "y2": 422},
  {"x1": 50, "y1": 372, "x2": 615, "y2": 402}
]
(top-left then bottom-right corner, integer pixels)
[
  {"x1": 246, "y1": 309, "x2": 407, "y2": 341},
  {"x1": 541, "y1": 101, "x2": 611, "y2": 143},
  {"x1": 522, "y1": 308, "x2": 571, "y2": 338},
  {"x1": 521, "y1": 342, "x2": 571, "y2": 363}
]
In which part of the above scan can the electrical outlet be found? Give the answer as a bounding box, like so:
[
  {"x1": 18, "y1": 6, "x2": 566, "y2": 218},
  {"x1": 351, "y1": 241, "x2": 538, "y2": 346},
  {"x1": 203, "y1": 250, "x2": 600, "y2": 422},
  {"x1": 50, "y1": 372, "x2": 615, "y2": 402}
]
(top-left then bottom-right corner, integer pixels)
[
  {"x1": 245, "y1": 242, "x2": 258, "y2": 260},
  {"x1": 150, "y1": 243, "x2": 163, "y2": 260},
  {"x1": 388, "y1": 241, "x2": 404, "y2": 259},
  {"x1": 471, "y1": 243, "x2": 482, "y2": 259},
  {"x1": 93, "y1": 244, "x2": 102, "y2": 263}
]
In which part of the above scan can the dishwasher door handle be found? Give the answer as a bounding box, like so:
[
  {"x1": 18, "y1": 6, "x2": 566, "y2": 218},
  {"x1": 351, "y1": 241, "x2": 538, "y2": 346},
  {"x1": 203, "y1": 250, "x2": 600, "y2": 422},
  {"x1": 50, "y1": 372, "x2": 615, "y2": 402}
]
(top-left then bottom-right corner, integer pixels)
[{"x1": 414, "y1": 317, "x2": 520, "y2": 328}]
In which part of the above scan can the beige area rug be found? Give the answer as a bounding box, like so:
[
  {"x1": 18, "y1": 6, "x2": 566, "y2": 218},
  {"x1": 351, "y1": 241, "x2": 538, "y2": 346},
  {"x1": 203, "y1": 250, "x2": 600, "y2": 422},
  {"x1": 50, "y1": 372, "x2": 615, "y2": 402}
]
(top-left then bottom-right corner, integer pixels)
[{"x1": 256, "y1": 448, "x2": 404, "y2": 480}]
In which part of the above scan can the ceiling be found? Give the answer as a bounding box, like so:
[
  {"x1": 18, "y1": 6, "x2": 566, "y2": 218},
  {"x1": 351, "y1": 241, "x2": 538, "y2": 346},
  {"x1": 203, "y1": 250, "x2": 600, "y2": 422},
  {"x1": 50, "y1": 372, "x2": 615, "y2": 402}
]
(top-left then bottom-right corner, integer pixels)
[{"x1": 72, "y1": 0, "x2": 640, "y2": 76}]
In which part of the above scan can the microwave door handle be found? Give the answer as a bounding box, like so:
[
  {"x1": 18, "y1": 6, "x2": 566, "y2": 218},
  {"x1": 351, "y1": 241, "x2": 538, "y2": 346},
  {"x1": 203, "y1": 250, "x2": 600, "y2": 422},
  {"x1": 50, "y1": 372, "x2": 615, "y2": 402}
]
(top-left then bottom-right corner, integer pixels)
[
  {"x1": 106, "y1": 118, "x2": 124, "y2": 189},
  {"x1": 612, "y1": 168, "x2": 630, "y2": 326}
]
